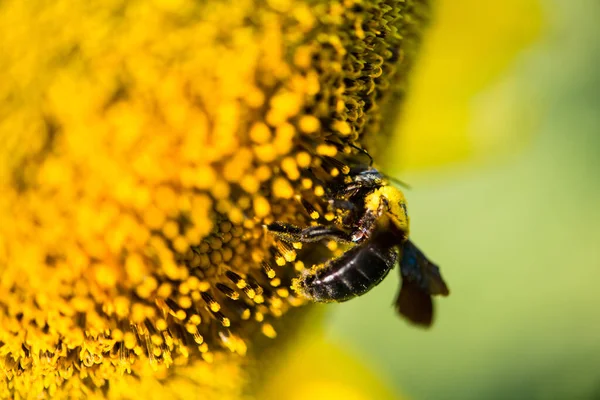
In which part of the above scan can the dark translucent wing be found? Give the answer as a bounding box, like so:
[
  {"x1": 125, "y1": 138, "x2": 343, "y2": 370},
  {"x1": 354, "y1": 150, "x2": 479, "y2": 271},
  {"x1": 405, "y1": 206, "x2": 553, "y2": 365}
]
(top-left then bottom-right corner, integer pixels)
[
  {"x1": 396, "y1": 240, "x2": 450, "y2": 326},
  {"x1": 400, "y1": 240, "x2": 450, "y2": 296},
  {"x1": 395, "y1": 279, "x2": 434, "y2": 327}
]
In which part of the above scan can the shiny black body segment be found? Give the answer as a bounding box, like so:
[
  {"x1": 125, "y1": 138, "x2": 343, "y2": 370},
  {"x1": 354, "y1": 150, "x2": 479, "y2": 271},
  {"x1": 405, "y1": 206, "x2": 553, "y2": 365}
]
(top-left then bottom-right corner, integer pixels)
[{"x1": 299, "y1": 236, "x2": 398, "y2": 302}]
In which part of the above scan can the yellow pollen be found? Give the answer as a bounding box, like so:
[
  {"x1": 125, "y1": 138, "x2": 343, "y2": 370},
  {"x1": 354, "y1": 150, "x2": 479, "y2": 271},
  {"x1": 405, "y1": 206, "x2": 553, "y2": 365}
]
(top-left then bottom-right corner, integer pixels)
[
  {"x1": 272, "y1": 178, "x2": 294, "y2": 199},
  {"x1": 254, "y1": 294, "x2": 265, "y2": 304},
  {"x1": 178, "y1": 296, "x2": 192, "y2": 309},
  {"x1": 296, "y1": 152, "x2": 312, "y2": 168},
  {"x1": 261, "y1": 323, "x2": 277, "y2": 339},
  {"x1": 316, "y1": 144, "x2": 338, "y2": 157},
  {"x1": 201, "y1": 352, "x2": 214, "y2": 364},
  {"x1": 275, "y1": 256, "x2": 287, "y2": 266},
  {"x1": 253, "y1": 196, "x2": 271, "y2": 218},
  {"x1": 241, "y1": 309, "x2": 252, "y2": 320},
  {"x1": 294, "y1": 261, "x2": 305, "y2": 272},
  {"x1": 124, "y1": 333, "x2": 137, "y2": 350},
  {"x1": 301, "y1": 178, "x2": 314, "y2": 190},
  {"x1": 243, "y1": 287, "x2": 256, "y2": 299},
  {"x1": 270, "y1": 278, "x2": 281, "y2": 287},
  {"x1": 298, "y1": 115, "x2": 321, "y2": 133},
  {"x1": 281, "y1": 157, "x2": 301, "y2": 180},
  {"x1": 156, "y1": 319, "x2": 168, "y2": 331},
  {"x1": 332, "y1": 120, "x2": 353, "y2": 136},
  {"x1": 262, "y1": 262, "x2": 276, "y2": 279}
]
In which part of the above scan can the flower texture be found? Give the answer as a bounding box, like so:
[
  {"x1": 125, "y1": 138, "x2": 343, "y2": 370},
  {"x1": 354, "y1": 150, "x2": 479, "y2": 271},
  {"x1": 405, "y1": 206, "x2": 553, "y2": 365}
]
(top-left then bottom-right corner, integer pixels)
[{"x1": 0, "y1": 0, "x2": 429, "y2": 398}]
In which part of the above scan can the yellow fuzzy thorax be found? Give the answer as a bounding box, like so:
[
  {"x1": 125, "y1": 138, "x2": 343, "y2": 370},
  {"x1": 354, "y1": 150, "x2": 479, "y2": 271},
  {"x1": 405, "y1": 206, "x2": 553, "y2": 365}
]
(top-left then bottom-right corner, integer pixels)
[
  {"x1": 364, "y1": 185, "x2": 410, "y2": 235},
  {"x1": 0, "y1": 0, "x2": 429, "y2": 397}
]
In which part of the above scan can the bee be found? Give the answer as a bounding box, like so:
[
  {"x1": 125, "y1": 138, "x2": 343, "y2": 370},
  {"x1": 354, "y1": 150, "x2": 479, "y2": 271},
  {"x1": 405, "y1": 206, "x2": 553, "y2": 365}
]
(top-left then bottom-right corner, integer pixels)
[{"x1": 267, "y1": 165, "x2": 449, "y2": 327}]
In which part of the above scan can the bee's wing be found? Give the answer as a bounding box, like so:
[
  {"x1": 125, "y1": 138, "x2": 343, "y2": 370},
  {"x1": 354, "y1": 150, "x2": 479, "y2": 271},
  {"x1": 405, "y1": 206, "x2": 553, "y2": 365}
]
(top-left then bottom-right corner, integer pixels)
[
  {"x1": 400, "y1": 240, "x2": 450, "y2": 296},
  {"x1": 395, "y1": 278, "x2": 434, "y2": 327},
  {"x1": 396, "y1": 240, "x2": 450, "y2": 326}
]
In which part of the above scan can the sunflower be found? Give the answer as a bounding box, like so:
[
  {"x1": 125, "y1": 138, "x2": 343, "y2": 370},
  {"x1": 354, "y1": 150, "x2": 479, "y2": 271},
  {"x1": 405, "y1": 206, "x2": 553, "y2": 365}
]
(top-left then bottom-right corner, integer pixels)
[{"x1": 0, "y1": 0, "x2": 430, "y2": 397}]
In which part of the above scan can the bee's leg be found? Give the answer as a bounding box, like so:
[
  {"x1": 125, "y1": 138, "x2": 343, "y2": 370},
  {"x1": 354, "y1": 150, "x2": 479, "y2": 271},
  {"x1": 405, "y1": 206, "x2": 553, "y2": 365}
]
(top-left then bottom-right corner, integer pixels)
[
  {"x1": 328, "y1": 199, "x2": 356, "y2": 211},
  {"x1": 349, "y1": 197, "x2": 388, "y2": 243},
  {"x1": 327, "y1": 199, "x2": 359, "y2": 227},
  {"x1": 266, "y1": 222, "x2": 352, "y2": 244}
]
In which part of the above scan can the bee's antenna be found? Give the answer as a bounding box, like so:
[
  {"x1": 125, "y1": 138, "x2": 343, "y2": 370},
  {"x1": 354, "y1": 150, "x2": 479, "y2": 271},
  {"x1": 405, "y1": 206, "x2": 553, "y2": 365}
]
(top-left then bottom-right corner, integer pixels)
[
  {"x1": 340, "y1": 141, "x2": 411, "y2": 189},
  {"x1": 348, "y1": 143, "x2": 374, "y2": 167},
  {"x1": 385, "y1": 175, "x2": 412, "y2": 190}
]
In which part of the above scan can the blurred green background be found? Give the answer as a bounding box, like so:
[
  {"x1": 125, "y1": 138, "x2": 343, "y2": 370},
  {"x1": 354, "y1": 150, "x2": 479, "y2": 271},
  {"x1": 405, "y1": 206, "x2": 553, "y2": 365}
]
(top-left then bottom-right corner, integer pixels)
[{"x1": 325, "y1": 0, "x2": 600, "y2": 399}]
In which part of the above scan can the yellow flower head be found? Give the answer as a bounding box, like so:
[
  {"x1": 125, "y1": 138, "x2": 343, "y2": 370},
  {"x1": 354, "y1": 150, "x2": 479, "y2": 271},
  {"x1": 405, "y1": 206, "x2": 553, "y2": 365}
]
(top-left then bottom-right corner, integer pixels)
[{"x1": 0, "y1": 0, "x2": 429, "y2": 397}]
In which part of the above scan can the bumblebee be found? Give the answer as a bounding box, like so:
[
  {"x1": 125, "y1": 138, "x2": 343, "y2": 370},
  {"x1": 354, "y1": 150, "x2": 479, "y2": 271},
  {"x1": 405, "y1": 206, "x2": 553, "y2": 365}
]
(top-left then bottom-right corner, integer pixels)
[{"x1": 268, "y1": 165, "x2": 449, "y2": 327}]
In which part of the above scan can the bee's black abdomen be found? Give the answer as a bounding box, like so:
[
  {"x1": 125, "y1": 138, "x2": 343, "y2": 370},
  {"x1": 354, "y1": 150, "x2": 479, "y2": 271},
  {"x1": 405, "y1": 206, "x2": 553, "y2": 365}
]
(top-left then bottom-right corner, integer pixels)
[{"x1": 299, "y1": 241, "x2": 397, "y2": 302}]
